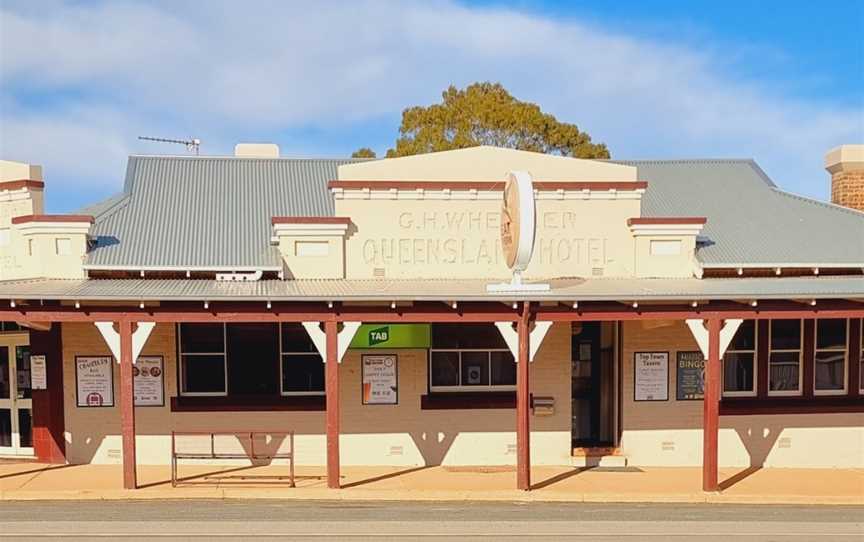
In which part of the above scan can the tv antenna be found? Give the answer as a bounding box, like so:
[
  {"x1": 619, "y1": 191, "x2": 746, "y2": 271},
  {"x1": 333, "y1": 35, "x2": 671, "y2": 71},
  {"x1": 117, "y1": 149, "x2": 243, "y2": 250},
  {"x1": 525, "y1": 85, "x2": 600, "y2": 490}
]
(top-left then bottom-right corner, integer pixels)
[{"x1": 138, "y1": 136, "x2": 201, "y2": 155}]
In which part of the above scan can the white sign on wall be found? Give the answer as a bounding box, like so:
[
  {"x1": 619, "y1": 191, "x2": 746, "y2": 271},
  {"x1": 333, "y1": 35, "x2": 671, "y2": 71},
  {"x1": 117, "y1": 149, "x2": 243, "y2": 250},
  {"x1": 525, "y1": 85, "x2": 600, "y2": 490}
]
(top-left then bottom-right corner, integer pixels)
[
  {"x1": 134, "y1": 356, "x2": 164, "y2": 407},
  {"x1": 30, "y1": 355, "x2": 47, "y2": 390},
  {"x1": 634, "y1": 352, "x2": 669, "y2": 401},
  {"x1": 75, "y1": 356, "x2": 114, "y2": 407},
  {"x1": 361, "y1": 354, "x2": 398, "y2": 405}
]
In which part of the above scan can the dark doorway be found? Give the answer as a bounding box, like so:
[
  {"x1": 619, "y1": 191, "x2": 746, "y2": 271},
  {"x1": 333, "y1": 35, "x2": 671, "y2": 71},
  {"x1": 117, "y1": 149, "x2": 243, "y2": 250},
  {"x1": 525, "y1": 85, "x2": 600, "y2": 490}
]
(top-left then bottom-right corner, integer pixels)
[{"x1": 571, "y1": 322, "x2": 615, "y2": 447}]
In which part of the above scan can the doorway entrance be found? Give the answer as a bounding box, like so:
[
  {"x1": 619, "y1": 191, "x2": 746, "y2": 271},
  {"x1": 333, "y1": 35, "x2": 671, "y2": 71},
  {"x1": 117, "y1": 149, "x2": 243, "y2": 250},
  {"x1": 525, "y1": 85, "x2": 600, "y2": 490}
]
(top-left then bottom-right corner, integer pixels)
[
  {"x1": 571, "y1": 322, "x2": 617, "y2": 448},
  {"x1": 0, "y1": 333, "x2": 33, "y2": 456}
]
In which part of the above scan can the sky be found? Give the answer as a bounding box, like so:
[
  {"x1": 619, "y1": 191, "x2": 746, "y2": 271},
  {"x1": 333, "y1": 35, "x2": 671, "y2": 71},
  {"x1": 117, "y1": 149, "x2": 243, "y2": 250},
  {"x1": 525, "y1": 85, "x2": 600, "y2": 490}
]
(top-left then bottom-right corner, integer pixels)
[{"x1": 1, "y1": 0, "x2": 862, "y2": 213}]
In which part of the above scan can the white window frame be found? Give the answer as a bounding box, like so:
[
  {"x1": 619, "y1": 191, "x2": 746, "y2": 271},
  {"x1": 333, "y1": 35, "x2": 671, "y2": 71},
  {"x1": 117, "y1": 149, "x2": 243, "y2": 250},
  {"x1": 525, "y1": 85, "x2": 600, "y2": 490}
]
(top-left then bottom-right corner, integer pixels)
[
  {"x1": 767, "y1": 319, "x2": 803, "y2": 397},
  {"x1": 429, "y1": 348, "x2": 516, "y2": 393},
  {"x1": 178, "y1": 323, "x2": 228, "y2": 397},
  {"x1": 814, "y1": 319, "x2": 848, "y2": 396},
  {"x1": 279, "y1": 322, "x2": 325, "y2": 397},
  {"x1": 722, "y1": 319, "x2": 757, "y2": 397}
]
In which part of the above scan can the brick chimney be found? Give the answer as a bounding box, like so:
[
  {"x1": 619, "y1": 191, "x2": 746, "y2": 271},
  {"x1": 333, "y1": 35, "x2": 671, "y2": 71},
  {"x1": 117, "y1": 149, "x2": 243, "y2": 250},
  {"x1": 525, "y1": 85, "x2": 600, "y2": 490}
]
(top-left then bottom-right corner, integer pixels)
[{"x1": 825, "y1": 145, "x2": 864, "y2": 211}]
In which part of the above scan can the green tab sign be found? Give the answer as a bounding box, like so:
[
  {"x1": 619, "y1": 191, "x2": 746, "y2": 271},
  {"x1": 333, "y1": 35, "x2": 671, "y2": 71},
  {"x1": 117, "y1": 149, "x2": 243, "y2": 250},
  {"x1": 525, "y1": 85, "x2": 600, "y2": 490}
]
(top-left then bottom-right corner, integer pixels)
[{"x1": 349, "y1": 324, "x2": 430, "y2": 349}]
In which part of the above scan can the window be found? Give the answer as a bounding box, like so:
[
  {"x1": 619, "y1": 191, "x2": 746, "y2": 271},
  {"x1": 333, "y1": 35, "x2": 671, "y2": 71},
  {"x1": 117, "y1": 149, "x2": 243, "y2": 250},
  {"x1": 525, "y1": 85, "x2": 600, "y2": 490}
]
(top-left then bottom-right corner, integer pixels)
[
  {"x1": 280, "y1": 323, "x2": 324, "y2": 395},
  {"x1": 295, "y1": 241, "x2": 329, "y2": 257},
  {"x1": 429, "y1": 324, "x2": 515, "y2": 391},
  {"x1": 27, "y1": 239, "x2": 35, "y2": 256},
  {"x1": 815, "y1": 319, "x2": 847, "y2": 394},
  {"x1": 723, "y1": 320, "x2": 756, "y2": 396},
  {"x1": 178, "y1": 323, "x2": 227, "y2": 396},
  {"x1": 0, "y1": 229, "x2": 9, "y2": 246},
  {"x1": 55, "y1": 238, "x2": 71, "y2": 256},
  {"x1": 768, "y1": 319, "x2": 802, "y2": 395},
  {"x1": 649, "y1": 239, "x2": 681, "y2": 256},
  {"x1": 860, "y1": 320, "x2": 864, "y2": 393}
]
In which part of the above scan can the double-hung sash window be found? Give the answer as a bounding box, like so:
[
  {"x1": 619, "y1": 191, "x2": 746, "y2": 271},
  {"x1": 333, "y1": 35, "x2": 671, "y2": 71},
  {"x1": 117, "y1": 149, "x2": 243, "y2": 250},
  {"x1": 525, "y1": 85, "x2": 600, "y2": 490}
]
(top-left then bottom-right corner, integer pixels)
[
  {"x1": 179, "y1": 323, "x2": 227, "y2": 396},
  {"x1": 280, "y1": 323, "x2": 324, "y2": 395},
  {"x1": 768, "y1": 319, "x2": 802, "y2": 395},
  {"x1": 723, "y1": 319, "x2": 756, "y2": 396},
  {"x1": 429, "y1": 324, "x2": 515, "y2": 392},
  {"x1": 814, "y1": 319, "x2": 847, "y2": 394}
]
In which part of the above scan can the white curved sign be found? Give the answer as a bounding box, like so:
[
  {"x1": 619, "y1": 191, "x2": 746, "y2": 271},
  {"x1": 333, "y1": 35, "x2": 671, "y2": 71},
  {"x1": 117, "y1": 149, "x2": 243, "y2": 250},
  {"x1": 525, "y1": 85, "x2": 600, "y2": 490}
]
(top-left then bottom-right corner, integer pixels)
[{"x1": 500, "y1": 171, "x2": 537, "y2": 272}]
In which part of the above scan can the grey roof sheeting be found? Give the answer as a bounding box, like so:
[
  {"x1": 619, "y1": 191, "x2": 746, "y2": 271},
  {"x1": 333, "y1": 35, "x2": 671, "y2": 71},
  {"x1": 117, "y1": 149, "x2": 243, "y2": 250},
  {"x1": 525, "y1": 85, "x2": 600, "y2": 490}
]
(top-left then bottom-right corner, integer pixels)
[
  {"x1": 82, "y1": 155, "x2": 864, "y2": 270},
  {"x1": 1, "y1": 276, "x2": 861, "y2": 302},
  {"x1": 85, "y1": 156, "x2": 363, "y2": 270},
  {"x1": 619, "y1": 160, "x2": 864, "y2": 267}
]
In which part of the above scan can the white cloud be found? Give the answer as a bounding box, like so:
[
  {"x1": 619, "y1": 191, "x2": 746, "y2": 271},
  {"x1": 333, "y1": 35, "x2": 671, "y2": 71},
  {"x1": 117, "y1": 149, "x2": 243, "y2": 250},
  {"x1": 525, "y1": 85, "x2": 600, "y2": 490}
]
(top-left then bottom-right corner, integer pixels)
[{"x1": 0, "y1": 0, "x2": 861, "y2": 202}]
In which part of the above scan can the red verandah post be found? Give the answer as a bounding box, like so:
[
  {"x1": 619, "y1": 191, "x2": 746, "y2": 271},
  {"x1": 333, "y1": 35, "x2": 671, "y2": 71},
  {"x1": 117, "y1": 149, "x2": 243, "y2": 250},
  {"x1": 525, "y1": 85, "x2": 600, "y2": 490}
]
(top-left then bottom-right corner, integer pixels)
[
  {"x1": 703, "y1": 318, "x2": 721, "y2": 492},
  {"x1": 119, "y1": 319, "x2": 137, "y2": 490},
  {"x1": 516, "y1": 302, "x2": 531, "y2": 491},
  {"x1": 325, "y1": 320, "x2": 340, "y2": 489}
]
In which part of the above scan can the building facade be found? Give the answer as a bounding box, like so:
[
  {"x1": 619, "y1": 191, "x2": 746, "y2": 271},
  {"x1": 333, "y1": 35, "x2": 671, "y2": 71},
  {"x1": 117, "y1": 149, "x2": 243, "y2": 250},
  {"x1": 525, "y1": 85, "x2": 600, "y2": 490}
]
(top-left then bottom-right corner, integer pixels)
[{"x1": 0, "y1": 145, "x2": 862, "y2": 491}]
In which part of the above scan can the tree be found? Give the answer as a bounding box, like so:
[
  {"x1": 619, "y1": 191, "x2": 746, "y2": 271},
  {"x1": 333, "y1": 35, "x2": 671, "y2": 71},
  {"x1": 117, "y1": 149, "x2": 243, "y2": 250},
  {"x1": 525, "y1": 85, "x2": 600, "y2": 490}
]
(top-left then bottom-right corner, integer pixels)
[
  {"x1": 385, "y1": 82, "x2": 609, "y2": 159},
  {"x1": 351, "y1": 147, "x2": 377, "y2": 158}
]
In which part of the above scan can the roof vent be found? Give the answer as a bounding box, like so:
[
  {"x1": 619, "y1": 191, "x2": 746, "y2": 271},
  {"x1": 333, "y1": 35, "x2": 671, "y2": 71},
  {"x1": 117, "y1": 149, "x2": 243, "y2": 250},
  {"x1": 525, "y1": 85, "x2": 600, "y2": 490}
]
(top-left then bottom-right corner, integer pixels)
[{"x1": 234, "y1": 143, "x2": 280, "y2": 158}]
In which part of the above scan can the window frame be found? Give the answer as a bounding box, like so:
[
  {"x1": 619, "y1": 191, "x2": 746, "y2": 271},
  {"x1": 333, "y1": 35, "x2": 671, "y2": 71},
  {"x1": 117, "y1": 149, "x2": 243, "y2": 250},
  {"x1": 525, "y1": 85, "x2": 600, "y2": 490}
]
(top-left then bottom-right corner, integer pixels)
[
  {"x1": 860, "y1": 319, "x2": 864, "y2": 394},
  {"x1": 722, "y1": 319, "x2": 757, "y2": 398},
  {"x1": 813, "y1": 319, "x2": 848, "y2": 396},
  {"x1": 178, "y1": 323, "x2": 228, "y2": 397},
  {"x1": 428, "y1": 347, "x2": 516, "y2": 393},
  {"x1": 767, "y1": 319, "x2": 803, "y2": 397},
  {"x1": 279, "y1": 322, "x2": 325, "y2": 397}
]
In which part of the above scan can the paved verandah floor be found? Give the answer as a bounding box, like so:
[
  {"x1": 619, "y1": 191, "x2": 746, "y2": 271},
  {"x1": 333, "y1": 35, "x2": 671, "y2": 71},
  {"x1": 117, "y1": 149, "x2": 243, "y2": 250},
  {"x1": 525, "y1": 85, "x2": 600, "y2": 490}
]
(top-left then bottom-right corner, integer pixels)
[{"x1": 0, "y1": 461, "x2": 862, "y2": 504}]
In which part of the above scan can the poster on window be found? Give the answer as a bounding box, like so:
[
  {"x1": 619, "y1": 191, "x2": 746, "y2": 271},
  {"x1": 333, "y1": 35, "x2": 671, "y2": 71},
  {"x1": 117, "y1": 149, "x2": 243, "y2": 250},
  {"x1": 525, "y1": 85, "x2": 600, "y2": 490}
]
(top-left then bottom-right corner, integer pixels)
[
  {"x1": 634, "y1": 352, "x2": 668, "y2": 401},
  {"x1": 30, "y1": 355, "x2": 47, "y2": 390},
  {"x1": 676, "y1": 351, "x2": 705, "y2": 400},
  {"x1": 134, "y1": 356, "x2": 164, "y2": 407},
  {"x1": 361, "y1": 354, "x2": 398, "y2": 405},
  {"x1": 76, "y1": 356, "x2": 114, "y2": 407}
]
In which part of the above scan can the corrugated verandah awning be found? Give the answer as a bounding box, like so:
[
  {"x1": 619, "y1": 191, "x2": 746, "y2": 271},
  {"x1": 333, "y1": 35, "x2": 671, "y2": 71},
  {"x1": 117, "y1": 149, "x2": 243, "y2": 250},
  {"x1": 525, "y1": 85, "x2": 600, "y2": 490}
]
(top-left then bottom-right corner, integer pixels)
[{"x1": 0, "y1": 276, "x2": 861, "y2": 302}]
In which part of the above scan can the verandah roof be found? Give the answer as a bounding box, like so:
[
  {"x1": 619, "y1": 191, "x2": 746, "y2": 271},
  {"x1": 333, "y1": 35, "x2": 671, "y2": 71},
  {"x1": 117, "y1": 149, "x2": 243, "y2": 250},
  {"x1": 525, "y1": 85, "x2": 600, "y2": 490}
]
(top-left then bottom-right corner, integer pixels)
[{"x1": 0, "y1": 276, "x2": 861, "y2": 303}]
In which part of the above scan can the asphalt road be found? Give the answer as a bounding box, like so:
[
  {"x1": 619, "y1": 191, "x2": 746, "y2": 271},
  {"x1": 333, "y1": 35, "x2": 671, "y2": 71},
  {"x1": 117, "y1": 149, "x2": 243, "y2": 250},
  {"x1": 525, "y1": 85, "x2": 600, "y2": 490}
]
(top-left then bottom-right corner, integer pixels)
[{"x1": 0, "y1": 500, "x2": 861, "y2": 541}]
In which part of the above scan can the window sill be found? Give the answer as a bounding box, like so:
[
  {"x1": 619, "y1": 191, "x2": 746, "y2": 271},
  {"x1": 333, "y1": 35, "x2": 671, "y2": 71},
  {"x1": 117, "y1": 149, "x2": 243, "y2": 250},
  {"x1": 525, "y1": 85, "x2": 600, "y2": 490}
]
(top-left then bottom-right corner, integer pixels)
[
  {"x1": 720, "y1": 395, "x2": 864, "y2": 415},
  {"x1": 171, "y1": 394, "x2": 325, "y2": 412},
  {"x1": 420, "y1": 391, "x2": 517, "y2": 410}
]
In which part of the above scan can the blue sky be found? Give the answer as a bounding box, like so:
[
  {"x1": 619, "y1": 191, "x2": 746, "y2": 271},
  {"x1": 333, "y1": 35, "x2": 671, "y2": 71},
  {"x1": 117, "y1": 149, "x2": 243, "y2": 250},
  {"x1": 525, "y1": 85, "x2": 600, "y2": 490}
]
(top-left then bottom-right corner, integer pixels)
[{"x1": 1, "y1": 0, "x2": 862, "y2": 213}]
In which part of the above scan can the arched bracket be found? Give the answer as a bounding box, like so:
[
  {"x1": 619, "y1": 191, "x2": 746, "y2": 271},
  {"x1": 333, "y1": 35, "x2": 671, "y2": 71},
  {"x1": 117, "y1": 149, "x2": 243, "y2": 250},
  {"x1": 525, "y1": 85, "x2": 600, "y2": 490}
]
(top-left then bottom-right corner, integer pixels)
[
  {"x1": 685, "y1": 319, "x2": 742, "y2": 359},
  {"x1": 495, "y1": 320, "x2": 553, "y2": 363},
  {"x1": 94, "y1": 321, "x2": 156, "y2": 364},
  {"x1": 302, "y1": 321, "x2": 362, "y2": 363}
]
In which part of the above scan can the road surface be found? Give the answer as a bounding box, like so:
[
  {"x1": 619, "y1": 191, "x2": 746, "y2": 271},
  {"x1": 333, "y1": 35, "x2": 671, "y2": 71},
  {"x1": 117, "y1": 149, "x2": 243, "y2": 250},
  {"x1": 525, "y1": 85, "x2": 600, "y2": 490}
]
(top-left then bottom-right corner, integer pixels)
[{"x1": 0, "y1": 500, "x2": 861, "y2": 541}]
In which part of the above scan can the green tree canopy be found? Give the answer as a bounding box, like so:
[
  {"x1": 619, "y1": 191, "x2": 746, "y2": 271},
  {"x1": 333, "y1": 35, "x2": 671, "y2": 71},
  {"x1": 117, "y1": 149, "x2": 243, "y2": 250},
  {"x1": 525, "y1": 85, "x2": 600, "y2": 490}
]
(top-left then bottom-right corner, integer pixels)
[
  {"x1": 351, "y1": 147, "x2": 377, "y2": 158},
  {"x1": 385, "y1": 82, "x2": 609, "y2": 159}
]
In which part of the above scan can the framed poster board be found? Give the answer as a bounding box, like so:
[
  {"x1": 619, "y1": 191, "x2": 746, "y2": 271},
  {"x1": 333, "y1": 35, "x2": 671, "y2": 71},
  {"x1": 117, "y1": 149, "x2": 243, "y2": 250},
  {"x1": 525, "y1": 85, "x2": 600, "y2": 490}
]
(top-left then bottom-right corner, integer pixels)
[
  {"x1": 361, "y1": 354, "x2": 398, "y2": 405},
  {"x1": 676, "y1": 351, "x2": 705, "y2": 400},
  {"x1": 30, "y1": 355, "x2": 47, "y2": 390},
  {"x1": 134, "y1": 356, "x2": 165, "y2": 407},
  {"x1": 634, "y1": 352, "x2": 668, "y2": 401},
  {"x1": 75, "y1": 356, "x2": 115, "y2": 407}
]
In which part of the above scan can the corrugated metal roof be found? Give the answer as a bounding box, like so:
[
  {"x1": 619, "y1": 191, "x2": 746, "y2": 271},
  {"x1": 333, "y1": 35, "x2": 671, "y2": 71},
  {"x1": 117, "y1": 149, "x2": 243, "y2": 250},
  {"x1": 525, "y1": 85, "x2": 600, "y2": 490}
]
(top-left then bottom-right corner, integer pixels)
[
  {"x1": 1, "y1": 276, "x2": 861, "y2": 302},
  {"x1": 618, "y1": 159, "x2": 864, "y2": 267},
  {"x1": 85, "y1": 156, "x2": 362, "y2": 270},
  {"x1": 83, "y1": 155, "x2": 864, "y2": 270}
]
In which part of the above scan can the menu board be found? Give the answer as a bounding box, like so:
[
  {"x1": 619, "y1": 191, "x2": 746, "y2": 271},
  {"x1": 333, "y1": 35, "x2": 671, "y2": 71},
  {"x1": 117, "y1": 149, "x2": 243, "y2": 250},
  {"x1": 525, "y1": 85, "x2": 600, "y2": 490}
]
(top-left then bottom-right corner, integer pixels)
[
  {"x1": 30, "y1": 355, "x2": 47, "y2": 390},
  {"x1": 676, "y1": 351, "x2": 705, "y2": 400},
  {"x1": 76, "y1": 356, "x2": 114, "y2": 407},
  {"x1": 361, "y1": 354, "x2": 398, "y2": 405},
  {"x1": 134, "y1": 356, "x2": 164, "y2": 407},
  {"x1": 634, "y1": 352, "x2": 668, "y2": 401}
]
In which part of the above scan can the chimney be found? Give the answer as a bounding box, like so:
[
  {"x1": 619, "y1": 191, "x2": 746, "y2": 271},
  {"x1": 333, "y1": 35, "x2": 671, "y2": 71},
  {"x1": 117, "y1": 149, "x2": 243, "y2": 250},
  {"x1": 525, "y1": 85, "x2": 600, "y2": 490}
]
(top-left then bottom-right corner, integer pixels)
[
  {"x1": 234, "y1": 143, "x2": 280, "y2": 158},
  {"x1": 825, "y1": 144, "x2": 864, "y2": 212}
]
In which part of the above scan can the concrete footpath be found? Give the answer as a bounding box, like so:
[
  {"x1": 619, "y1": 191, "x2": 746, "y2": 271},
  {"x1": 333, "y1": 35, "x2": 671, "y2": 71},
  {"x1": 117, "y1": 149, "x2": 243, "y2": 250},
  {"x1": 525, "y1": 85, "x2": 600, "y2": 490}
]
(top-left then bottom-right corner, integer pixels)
[{"x1": 0, "y1": 462, "x2": 862, "y2": 504}]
